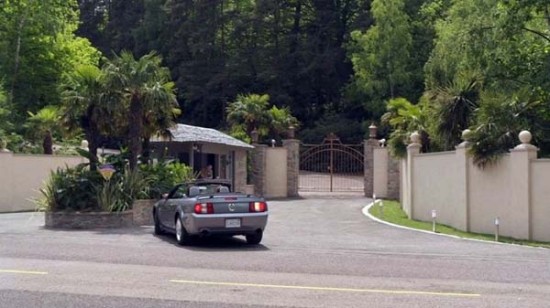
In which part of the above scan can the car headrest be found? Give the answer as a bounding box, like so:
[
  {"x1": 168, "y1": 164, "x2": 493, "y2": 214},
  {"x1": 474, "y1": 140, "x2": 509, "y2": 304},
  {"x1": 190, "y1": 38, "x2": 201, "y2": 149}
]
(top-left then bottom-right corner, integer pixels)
[
  {"x1": 189, "y1": 186, "x2": 200, "y2": 197},
  {"x1": 218, "y1": 186, "x2": 230, "y2": 193}
]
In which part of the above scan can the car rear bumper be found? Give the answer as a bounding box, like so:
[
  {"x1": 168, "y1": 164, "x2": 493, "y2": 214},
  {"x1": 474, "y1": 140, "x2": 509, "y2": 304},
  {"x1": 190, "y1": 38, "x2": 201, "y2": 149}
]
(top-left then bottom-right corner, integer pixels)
[{"x1": 186, "y1": 212, "x2": 268, "y2": 235}]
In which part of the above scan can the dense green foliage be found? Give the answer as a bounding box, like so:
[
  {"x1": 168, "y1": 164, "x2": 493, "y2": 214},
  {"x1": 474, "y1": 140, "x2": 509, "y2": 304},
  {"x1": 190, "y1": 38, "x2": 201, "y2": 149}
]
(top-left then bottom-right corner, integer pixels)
[
  {"x1": 39, "y1": 165, "x2": 103, "y2": 212},
  {"x1": 226, "y1": 93, "x2": 299, "y2": 142},
  {"x1": 1, "y1": 0, "x2": 550, "y2": 165},
  {"x1": 139, "y1": 159, "x2": 194, "y2": 199}
]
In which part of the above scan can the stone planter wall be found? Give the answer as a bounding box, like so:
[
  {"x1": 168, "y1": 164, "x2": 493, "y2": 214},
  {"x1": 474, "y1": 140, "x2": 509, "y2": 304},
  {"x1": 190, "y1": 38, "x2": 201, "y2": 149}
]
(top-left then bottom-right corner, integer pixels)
[
  {"x1": 45, "y1": 211, "x2": 134, "y2": 229},
  {"x1": 132, "y1": 199, "x2": 156, "y2": 226}
]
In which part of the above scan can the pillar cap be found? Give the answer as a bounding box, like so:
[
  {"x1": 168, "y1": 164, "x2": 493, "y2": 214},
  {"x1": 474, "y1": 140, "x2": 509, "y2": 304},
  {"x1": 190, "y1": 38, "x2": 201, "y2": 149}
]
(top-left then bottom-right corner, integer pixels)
[
  {"x1": 410, "y1": 131, "x2": 421, "y2": 145},
  {"x1": 462, "y1": 129, "x2": 472, "y2": 141},
  {"x1": 368, "y1": 123, "x2": 377, "y2": 139},
  {"x1": 513, "y1": 130, "x2": 538, "y2": 151},
  {"x1": 251, "y1": 128, "x2": 259, "y2": 143},
  {"x1": 287, "y1": 125, "x2": 296, "y2": 139},
  {"x1": 81, "y1": 140, "x2": 89, "y2": 151},
  {"x1": 519, "y1": 130, "x2": 532, "y2": 144}
]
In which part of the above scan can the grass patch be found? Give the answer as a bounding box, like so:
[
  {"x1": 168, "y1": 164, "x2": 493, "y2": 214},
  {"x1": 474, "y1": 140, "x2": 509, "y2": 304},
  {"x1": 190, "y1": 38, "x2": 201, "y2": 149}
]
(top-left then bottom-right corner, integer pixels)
[{"x1": 369, "y1": 200, "x2": 550, "y2": 249}]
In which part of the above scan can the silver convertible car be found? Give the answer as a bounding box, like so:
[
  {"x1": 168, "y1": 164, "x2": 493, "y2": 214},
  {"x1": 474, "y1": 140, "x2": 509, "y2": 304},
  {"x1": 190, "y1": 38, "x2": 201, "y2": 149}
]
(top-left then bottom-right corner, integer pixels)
[{"x1": 152, "y1": 180, "x2": 268, "y2": 245}]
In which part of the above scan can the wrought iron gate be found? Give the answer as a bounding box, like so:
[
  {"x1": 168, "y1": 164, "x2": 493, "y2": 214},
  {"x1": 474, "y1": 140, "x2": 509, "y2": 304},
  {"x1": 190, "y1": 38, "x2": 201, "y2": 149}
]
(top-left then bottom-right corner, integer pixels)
[{"x1": 299, "y1": 133, "x2": 364, "y2": 192}]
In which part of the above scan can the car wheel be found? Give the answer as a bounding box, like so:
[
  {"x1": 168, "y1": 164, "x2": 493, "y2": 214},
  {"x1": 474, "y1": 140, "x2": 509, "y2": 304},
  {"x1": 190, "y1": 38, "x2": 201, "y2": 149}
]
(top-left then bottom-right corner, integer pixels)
[
  {"x1": 153, "y1": 211, "x2": 164, "y2": 235},
  {"x1": 246, "y1": 230, "x2": 263, "y2": 245},
  {"x1": 175, "y1": 215, "x2": 191, "y2": 246}
]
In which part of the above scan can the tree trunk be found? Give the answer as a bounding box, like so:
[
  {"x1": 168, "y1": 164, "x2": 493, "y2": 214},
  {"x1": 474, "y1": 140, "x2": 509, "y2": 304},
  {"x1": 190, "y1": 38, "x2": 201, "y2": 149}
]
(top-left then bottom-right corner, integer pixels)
[
  {"x1": 43, "y1": 130, "x2": 53, "y2": 155},
  {"x1": 84, "y1": 127, "x2": 100, "y2": 171},
  {"x1": 86, "y1": 105, "x2": 100, "y2": 171},
  {"x1": 141, "y1": 137, "x2": 151, "y2": 164},
  {"x1": 290, "y1": 0, "x2": 302, "y2": 55},
  {"x1": 128, "y1": 95, "x2": 143, "y2": 170},
  {"x1": 9, "y1": 16, "x2": 26, "y2": 105}
]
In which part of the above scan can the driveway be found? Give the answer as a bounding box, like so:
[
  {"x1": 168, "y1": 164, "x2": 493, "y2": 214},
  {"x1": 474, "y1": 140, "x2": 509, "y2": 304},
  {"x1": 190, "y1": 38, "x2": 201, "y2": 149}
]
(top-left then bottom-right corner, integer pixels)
[{"x1": 1, "y1": 196, "x2": 550, "y2": 307}]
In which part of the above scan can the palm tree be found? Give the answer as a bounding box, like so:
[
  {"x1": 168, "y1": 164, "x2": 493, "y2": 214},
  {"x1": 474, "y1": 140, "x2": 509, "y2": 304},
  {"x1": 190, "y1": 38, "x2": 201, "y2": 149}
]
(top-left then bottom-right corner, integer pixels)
[
  {"x1": 268, "y1": 105, "x2": 299, "y2": 139},
  {"x1": 426, "y1": 71, "x2": 482, "y2": 150},
  {"x1": 26, "y1": 106, "x2": 61, "y2": 154},
  {"x1": 61, "y1": 64, "x2": 106, "y2": 170},
  {"x1": 469, "y1": 90, "x2": 548, "y2": 168},
  {"x1": 381, "y1": 97, "x2": 431, "y2": 157},
  {"x1": 141, "y1": 85, "x2": 181, "y2": 162},
  {"x1": 102, "y1": 51, "x2": 178, "y2": 170},
  {"x1": 226, "y1": 94, "x2": 271, "y2": 137}
]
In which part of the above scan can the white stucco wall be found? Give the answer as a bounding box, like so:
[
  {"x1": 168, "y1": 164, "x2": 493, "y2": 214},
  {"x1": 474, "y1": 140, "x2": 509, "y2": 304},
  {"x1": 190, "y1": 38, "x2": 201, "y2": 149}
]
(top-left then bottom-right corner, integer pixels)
[
  {"x1": 400, "y1": 159, "x2": 410, "y2": 217},
  {"x1": 412, "y1": 151, "x2": 467, "y2": 230},
  {"x1": 0, "y1": 153, "x2": 84, "y2": 212},
  {"x1": 265, "y1": 148, "x2": 288, "y2": 198},
  {"x1": 531, "y1": 160, "x2": 550, "y2": 242},
  {"x1": 467, "y1": 155, "x2": 524, "y2": 237}
]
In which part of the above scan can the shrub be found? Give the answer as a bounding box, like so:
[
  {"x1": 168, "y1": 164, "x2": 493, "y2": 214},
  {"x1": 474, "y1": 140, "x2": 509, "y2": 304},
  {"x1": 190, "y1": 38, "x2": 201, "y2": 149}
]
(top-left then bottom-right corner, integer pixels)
[
  {"x1": 96, "y1": 168, "x2": 149, "y2": 212},
  {"x1": 39, "y1": 165, "x2": 102, "y2": 212},
  {"x1": 139, "y1": 159, "x2": 194, "y2": 199}
]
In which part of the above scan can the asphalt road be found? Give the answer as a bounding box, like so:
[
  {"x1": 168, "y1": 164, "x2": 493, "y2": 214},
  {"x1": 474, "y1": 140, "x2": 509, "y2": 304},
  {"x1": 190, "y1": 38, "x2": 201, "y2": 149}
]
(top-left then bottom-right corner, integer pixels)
[{"x1": 1, "y1": 196, "x2": 550, "y2": 307}]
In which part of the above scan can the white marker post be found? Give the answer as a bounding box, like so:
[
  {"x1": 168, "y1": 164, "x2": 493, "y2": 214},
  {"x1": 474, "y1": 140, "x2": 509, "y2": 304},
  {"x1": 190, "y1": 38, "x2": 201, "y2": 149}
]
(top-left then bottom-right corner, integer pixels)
[
  {"x1": 431, "y1": 210, "x2": 437, "y2": 233},
  {"x1": 379, "y1": 199, "x2": 384, "y2": 220},
  {"x1": 495, "y1": 217, "x2": 500, "y2": 242}
]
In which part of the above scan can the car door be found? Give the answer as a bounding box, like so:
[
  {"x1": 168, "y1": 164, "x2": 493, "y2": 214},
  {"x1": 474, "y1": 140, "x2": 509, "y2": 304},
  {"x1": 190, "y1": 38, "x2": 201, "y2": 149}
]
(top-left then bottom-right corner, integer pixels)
[
  {"x1": 161, "y1": 184, "x2": 187, "y2": 230},
  {"x1": 158, "y1": 185, "x2": 179, "y2": 228}
]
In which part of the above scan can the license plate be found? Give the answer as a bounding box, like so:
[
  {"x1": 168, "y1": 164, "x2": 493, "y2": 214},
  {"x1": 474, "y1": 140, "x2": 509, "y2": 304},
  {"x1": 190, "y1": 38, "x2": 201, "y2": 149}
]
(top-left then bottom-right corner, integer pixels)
[{"x1": 225, "y1": 218, "x2": 241, "y2": 228}]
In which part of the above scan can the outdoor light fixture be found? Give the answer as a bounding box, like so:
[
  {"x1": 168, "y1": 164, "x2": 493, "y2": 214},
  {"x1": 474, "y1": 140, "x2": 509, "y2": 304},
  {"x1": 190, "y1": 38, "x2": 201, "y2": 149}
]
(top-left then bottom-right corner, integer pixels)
[
  {"x1": 495, "y1": 217, "x2": 500, "y2": 242},
  {"x1": 99, "y1": 164, "x2": 115, "y2": 181}
]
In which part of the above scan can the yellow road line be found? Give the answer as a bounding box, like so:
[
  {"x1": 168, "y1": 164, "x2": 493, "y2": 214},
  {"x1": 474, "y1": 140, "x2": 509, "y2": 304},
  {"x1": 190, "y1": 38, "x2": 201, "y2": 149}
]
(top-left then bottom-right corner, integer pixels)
[
  {"x1": 0, "y1": 269, "x2": 48, "y2": 275},
  {"x1": 170, "y1": 279, "x2": 480, "y2": 298}
]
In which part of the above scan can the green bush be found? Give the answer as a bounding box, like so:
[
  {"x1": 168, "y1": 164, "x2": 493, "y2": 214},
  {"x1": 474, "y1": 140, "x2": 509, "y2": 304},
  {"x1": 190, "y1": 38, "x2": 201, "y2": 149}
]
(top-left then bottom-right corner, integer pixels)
[
  {"x1": 139, "y1": 159, "x2": 194, "y2": 199},
  {"x1": 39, "y1": 165, "x2": 102, "y2": 212},
  {"x1": 96, "y1": 168, "x2": 149, "y2": 212}
]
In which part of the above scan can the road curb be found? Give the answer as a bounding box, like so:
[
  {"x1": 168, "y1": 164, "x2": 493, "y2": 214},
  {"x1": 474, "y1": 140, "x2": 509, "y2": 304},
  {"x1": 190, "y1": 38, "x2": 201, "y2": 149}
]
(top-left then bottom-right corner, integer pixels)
[{"x1": 362, "y1": 202, "x2": 544, "y2": 249}]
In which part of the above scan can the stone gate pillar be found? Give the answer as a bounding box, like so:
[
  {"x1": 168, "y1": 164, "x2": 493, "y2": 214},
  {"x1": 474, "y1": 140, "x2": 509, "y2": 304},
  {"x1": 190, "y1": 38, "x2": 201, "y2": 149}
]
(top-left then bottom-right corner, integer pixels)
[
  {"x1": 364, "y1": 124, "x2": 379, "y2": 197},
  {"x1": 283, "y1": 126, "x2": 299, "y2": 197}
]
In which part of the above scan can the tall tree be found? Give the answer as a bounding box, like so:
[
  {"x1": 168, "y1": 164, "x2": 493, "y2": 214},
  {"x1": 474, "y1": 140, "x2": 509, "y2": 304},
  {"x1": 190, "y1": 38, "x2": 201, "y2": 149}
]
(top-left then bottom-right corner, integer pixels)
[
  {"x1": 0, "y1": 0, "x2": 100, "y2": 127},
  {"x1": 348, "y1": 0, "x2": 414, "y2": 121},
  {"x1": 102, "y1": 51, "x2": 178, "y2": 169},
  {"x1": 424, "y1": 0, "x2": 550, "y2": 160},
  {"x1": 61, "y1": 64, "x2": 106, "y2": 169}
]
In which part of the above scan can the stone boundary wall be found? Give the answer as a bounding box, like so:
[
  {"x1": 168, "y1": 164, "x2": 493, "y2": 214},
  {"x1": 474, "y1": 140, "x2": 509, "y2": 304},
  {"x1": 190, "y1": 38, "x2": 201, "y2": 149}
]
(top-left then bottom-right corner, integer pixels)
[
  {"x1": 373, "y1": 147, "x2": 400, "y2": 200},
  {"x1": 45, "y1": 199, "x2": 159, "y2": 229},
  {"x1": 132, "y1": 199, "x2": 156, "y2": 226},
  {"x1": 45, "y1": 211, "x2": 134, "y2": 229}
]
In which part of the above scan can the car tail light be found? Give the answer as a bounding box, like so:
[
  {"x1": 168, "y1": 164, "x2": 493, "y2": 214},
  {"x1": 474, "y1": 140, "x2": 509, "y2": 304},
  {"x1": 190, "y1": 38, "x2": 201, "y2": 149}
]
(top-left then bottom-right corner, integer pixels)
[
  {"x1": 249, "y1": 201, "x2": 267, "y2": 212},
  {"x1": 194, "y1": 203, "x2": 214, "y2": 214}
]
